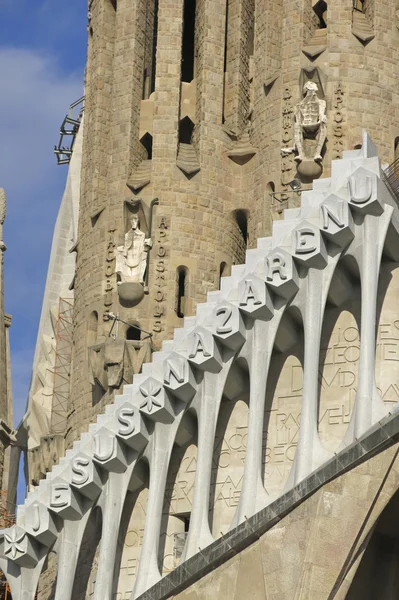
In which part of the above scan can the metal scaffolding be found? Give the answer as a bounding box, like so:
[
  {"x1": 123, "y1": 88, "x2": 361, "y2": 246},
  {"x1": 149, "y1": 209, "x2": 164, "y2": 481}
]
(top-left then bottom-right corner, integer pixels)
[
  {"x1": 54, "y1": 96, "x2": 84, "y2": 165},
  {"x1": 50, "y1": 298, "x2": 74, "y2": 434}
]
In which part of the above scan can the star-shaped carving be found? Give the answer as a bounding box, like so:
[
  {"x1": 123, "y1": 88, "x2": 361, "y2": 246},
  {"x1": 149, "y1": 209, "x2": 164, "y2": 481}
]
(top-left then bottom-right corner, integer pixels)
[
  {"x1": 4, "y1": 527, "x2": 25, "y2": 559},
  {"x1": 139, "y1": 379, "x2": 162, "y2": 413}
]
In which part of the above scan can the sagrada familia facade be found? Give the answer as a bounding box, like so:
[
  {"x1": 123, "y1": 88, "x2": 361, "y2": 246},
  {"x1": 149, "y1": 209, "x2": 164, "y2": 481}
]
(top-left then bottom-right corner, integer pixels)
[{"x1": 3, "y1": 0, "x2": 399, "y2": 598}]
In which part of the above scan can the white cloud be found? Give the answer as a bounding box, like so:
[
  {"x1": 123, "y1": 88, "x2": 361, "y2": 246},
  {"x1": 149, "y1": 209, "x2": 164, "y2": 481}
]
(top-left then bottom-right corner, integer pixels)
[{"x1": 0, "y1": 47, "x2": 83, "y2": 198}]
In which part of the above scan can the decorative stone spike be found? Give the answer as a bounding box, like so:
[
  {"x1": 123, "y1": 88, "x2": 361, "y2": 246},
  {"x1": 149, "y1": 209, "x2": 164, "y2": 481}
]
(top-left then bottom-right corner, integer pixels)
[
  {"x1": 227, "y1": 129, "x2": 257, "y2": 165},
  {"x1": 127, "y1": 159, "x2": 152, "y2": 192},
  {"x1": 176, "y1": 143, "x2": 200, "y2": 176}
]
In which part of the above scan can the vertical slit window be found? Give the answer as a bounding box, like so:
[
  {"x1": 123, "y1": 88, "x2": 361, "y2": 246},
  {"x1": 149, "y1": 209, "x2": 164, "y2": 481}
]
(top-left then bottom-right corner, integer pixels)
[
  {"x1": 222, "y1": 0, "x2": 229, "y2": 123},
  {"x1": 176, "y1": 267, "x2": 189, "y2": 318},
  {"x1": 151, "y1": 0, "x2": 159, "y2": 93},
  {"x1": 181, "y1": 0, "x2": 196, "y2": 83},
  {"x1": 87, "y1": 311, "x2": 98, "y2": 347}
]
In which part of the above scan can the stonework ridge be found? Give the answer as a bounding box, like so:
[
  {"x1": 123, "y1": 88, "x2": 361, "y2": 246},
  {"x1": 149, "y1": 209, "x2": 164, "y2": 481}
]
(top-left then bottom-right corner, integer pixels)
[{"x1": 3, "y1": 135, "x2": 399, "y2": 600}]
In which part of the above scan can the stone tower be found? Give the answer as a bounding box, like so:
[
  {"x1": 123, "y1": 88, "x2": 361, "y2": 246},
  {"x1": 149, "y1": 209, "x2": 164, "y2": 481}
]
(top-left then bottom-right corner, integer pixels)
[
  {"x1": 63, "y1": 0, "x2": 399, "y2": 452},
  {"x1": 23, "y1": 0, "x2": 399, "y2": 506},
  {"x1": 9, "y1": 1, "x2": 399, "y2": 597}
]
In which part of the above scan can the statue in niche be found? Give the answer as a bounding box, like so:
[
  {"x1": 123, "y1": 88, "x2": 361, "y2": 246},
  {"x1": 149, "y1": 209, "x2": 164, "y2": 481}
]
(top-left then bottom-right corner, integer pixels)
[
  {"x1": 115, "y1": 215, "x2": 152, "y2": 285},
  {"x1": 292, "y1": 81, "x2": 327, "y2": 163}
]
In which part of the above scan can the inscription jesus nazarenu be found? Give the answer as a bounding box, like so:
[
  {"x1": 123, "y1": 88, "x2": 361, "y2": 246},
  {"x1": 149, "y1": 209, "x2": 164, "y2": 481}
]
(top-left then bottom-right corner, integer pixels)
[{"x1": 113, "y1": 269, "x2": 399, "y2": 596}]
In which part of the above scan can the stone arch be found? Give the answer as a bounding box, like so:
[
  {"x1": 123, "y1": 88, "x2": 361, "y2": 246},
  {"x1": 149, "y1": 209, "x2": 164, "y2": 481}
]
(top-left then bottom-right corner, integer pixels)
[
  {"x1": 158, "y1": 410, "x2": 198, "y2": 574},
  {"x1": 209, "y1": 357, "x2": 250, "y2": 536},
  {"x1": 317, "y1": 257, "x2": 362, "y2": 452},
  {"x1": 71, "y1": 506, "x2": 102, "y2": 600},
  {"x1": 112, "y1": 459, "x2": 150, "y2": 599},
  {"x1": 262, "y1": 307, "x2": 304, "y2": 500}
]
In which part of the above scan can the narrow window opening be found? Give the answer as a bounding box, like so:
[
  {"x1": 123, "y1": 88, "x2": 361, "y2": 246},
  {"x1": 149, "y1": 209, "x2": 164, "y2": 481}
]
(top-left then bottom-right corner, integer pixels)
[
  {"x1": 140, "y1": 132, "x2": 153, "y2": 159},
  {"x1": 222, "y1": 0, "x2": 229, "y2": 124},
  {"x1": 176, "y1": 267, "x2": 189, "y2": 318},
  {"x1": 126, "y1": 326, "x2": 141, "y2": 341},
  {"x1": 110, "y1": 0, "x2": 117, "y2": 10},
  {"x1": 181, "y1": 0, "x2": 196, "y2": 83},
  {"x1": 219, "y1": 262, "x2": 231, "y2": 289},
  {"x1": 179, "y1": 116, "x2": 194, "y2": 144},
  {"x1": 92, "y1": 380, "x2": 105, "y2": 406},
  {"x1": 394, "y1": 137, "x2": 399, "y2": 160},
  {"x1": 313, "y1": 0, "x2": 327, "y2": 28},
  {"x1": 142, "y1": 68, "x2": 149, "y2": 100},
  {"x1": 353, "y1": 0, "x2": 365, "y2": 11},
  {"x1": 150, "y1": 0, "x2": 159, "y2": 93},
  {"x1": 235, "y1": 210, "x2": 248, "y2": 244},
  {"x1": 87, "y1": 311, "x2": 99, "y2": 347}
]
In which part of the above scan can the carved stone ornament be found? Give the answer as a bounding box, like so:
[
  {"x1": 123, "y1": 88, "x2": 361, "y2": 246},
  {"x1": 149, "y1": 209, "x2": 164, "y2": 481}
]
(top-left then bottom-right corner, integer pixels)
[
  {"x1": 265, "y1": 248, "x2": 299, "y2": 300},
  {"x1": 70, "y1": 453, "x2": 103, "y2": 500},
  {"x1": 138, "y1": 377, "x2": 175, "y2": 423},
  {"x1": 48, "y1": 478, "x2": 84, "y2": 520},
  {"x1": 92, "y1": 428, "x2": 128, "y2": 473},
  {"x1": 163, "y1": 352, "x2": 197, "y2": 402},
  {"x1": 237, "y1": 274, "x2": 274, "y2": 320},
  {"x1": 282, "y1": 82, "x2": 327, "y2": 179},
  {"x1": 4, "y1": 526, "x2": 38, "y2": 567},
  {"x1": 187, "y1": 326, "x2": 223, "y2": 373},
  {"x1": 115, "y1": 215, "x2": 151, "y2": 285},
  {"x1": 212, "y1": 302, "x2": 246, "y2": 350},
  {"x1": 24, "y1": 498, "x2": 58, "y2": 546},
  {"x1": 115, "y1": 214, "x2": 152, "y2": 306}
]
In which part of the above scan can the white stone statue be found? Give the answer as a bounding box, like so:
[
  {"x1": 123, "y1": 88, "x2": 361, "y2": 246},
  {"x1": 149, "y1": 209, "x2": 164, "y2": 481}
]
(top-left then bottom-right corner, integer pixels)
[
  {"x1": 283, "y1": 82, "x2": 327, "y2": 163},
  {"x1": 115, "y1": 215, "x2": 152, "y2": 285}
]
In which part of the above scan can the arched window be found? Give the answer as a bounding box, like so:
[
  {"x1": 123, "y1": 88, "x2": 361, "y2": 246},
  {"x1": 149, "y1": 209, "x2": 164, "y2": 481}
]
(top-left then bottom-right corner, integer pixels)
[
  {"x1": 176, "y1": 266, "x2": 189, "y2": 319},
  {"x1": 87, "y1": 311, "x2": 98, "y2": 347},
  {"x1": 219, "y1": 262, "x2": 231, "y2": 289},
  {"x1": 126, "y1": 325, "x2": 141, "y2": 341}
]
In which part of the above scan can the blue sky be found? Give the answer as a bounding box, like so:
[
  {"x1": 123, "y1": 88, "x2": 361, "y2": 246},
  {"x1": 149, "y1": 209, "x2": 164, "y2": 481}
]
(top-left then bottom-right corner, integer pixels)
[{"x1": 0, "y1": 1, "x2": 86, "y2": 497}]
